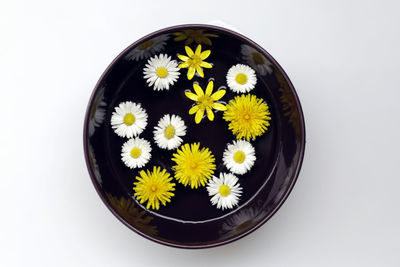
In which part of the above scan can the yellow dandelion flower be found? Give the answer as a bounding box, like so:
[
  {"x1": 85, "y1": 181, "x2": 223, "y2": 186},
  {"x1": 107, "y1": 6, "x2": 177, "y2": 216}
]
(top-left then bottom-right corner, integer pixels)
[
  {"x1": 177, "y1": 44, "x2": 212, "y2": 80},
  {"x1": 133, "y1": 166, "x2": 175, "y2": 210},
  {"x1": 223, "y1": 94, "x2": 271, "y2": 141},
  {"x1": 173, "y1": 29, "x2": 218, "y2": 46},
  {"x1": 185, "y1": 80, "x2": 227, "y2": 124},
  {"x1": 171, "y1": 143, "x2": 216, "y2": 189}
]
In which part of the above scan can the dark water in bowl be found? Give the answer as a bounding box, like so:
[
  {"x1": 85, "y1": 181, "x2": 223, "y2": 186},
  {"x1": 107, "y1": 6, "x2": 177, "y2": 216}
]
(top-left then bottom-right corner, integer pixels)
[{"x1": 100, "y1": 37, "x2": 279, "y2": 222}]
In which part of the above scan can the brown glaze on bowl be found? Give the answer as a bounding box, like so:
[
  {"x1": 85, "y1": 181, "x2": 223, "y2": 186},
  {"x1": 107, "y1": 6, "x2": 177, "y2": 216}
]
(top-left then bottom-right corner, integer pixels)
[{"x1": 83, "y1": 24, "x2": 305, "y2": 248}]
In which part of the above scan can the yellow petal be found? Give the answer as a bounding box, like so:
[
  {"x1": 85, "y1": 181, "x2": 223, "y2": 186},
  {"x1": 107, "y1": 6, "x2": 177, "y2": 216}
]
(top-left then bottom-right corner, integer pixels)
[
  {"x1": 205, "y1": 80, "x2": 214, "y2": 96},
  {"x1": 195, "y1": 44, "x2": 202, "y2": 56},
  {"x1": 193, "y1": 83, "x2": 204, "y2": 96},
  {"x1": 196, "y1": 65, "x2": 204, "y2": 77},
  {"x1": 185, "y1": 91, "x2": 199, "y2": 101},
  {"x1": 189, "y1": 105, "x2": 199, "y2": 115},
  {"x1": 195, "y1": 108, "x2": 204, "y2": 124},
  {"x1": 212, "y1": 102, "x2": 227, "y2": 111},
  {"x1": 200, "y1": 61, "x2": 212, "y2": 68},
  {"x1": 178, "y1": 55, "x2": 190, "y2": 61},
  {"x1": 200, "y1": 50, "x2": 211, "y2": 60},
  {"x1": 211, "y1": 89, "x2": 226, "y2": 101},
  {"x1": 185, "y1": 46, "x2": 194, "y2": 57},
  {"x1": 178, "y1": 61, "x2": 190, "y2": 68},
  {"x1": 206, "y1": 107, "x2": 214, "y2": 121},
  {"x1": 187, "y1": 67, "x2": 196, "y2": 80}
]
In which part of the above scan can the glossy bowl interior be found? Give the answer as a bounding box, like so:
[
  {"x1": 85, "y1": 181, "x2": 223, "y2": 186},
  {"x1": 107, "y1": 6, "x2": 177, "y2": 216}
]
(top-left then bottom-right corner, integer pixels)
[{"x1": 83, "y1": 24, "x2": 305, "y2": 248}]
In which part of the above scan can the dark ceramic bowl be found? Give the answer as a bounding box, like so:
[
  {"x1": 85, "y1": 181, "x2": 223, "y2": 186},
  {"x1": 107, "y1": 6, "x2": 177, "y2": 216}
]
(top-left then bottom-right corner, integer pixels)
[{"x1": 83, "y1": 24, "x2": 305, "y2": 248}]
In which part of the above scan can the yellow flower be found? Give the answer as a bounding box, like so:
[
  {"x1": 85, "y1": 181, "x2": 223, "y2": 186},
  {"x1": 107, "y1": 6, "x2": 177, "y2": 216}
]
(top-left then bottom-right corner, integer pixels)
[
  {"x1": 185, "y1": 80, "x2": 227, "y2": 124},
  {"x1": 173, "y1": 29, "x2": 218, "y2": 46},
  {"x1": 223, "y1": 94, "x2": 271, "y2": 141},
  {"x1": 171, "y1": 143, "x2": 216, "y2": 189},
  {"x1": 133, "y1": 166, "x2": 175, "y2": 210},
  {"x1": 177, "y1": 45, "x2": 212, "y2": 80}
]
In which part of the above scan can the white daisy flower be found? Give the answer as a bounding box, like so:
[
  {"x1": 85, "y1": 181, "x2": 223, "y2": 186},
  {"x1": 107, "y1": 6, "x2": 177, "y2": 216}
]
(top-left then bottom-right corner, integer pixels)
[
  {"x1": 111, "y1": 101, "x2": 148, "y2": 138},
  {"x1": 226, "y1": 64, "x2": 257, "y2": 93},
  {"x1": 143, "y1": 54, "x2": 181, "y2": 91},
  {"x1": 207, "y1": 173, "x2": 243, "y2": 210},
  {"x1": 223, "y1": 140, "x2": 256, "y2": 175},
  {"x1": 88, "y1": 87, "x2": 107, "y2": 137},
  {"x1": 126, "y1": 34, "x2": 169, "y2": 61},
  {"x1": 241, "y1": 44, "x2": 273, "y2": 76},
  {"x1": 121, "y1": 137, "x2": 152, "y2": 169},
  {"x1": 153, "y1": 114, "x2": 187, "y2": 150}
]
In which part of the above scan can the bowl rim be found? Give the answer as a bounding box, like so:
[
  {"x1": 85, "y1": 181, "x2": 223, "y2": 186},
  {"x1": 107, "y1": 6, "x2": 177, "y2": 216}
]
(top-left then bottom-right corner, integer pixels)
[{"x1": 83, "y1": 23, "x2": 306, "y2": 249}]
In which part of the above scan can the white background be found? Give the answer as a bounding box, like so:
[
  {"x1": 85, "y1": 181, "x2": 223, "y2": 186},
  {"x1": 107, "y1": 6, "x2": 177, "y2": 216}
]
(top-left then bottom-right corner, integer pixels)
[{"x1": 1, "y1": 0, "x2": 399, "y2": 266}]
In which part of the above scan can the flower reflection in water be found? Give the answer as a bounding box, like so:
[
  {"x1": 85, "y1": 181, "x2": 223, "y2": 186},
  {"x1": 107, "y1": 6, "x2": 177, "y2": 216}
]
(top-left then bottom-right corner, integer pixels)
[
  {"x1": 106, "y1": 193, "x2": 158, "y2": 236},
  {"x1": 275, "y1": 71, "x2": 301, "y2": 139},
  {"x1": 88, "y1": 143, "x2": 102, "y2": 185},
  {"x1": 220, "y1": 206, "x2": 267, "y2": 238},
  {"x1": 240, "y1": 44, "x2": 273, "y2": 76},
  {"x1": 88, "y1": 86, "x2": 107, "y2": 137},
  {"x1": 173, "y1": 29, "x2": 218, "y2": 46},
  {"x1": 126, "y1": 34, "x2": 169, "y2": 61}
]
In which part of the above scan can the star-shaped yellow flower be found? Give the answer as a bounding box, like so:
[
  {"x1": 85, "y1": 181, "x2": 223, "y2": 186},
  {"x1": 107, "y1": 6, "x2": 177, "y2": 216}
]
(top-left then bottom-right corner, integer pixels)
[
  {"x1": 185, "y1": 80, "x2": 227, "y2": 124},
  {"x1": 177, "y1": 45, "x2": 212, "y2": 80}
]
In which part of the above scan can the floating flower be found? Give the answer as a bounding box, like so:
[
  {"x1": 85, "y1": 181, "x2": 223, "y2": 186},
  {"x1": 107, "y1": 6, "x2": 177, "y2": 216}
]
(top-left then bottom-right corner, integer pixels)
[
  {"x1": 172, "y1": 29, "x2": 218, "y2": 46},
  {"x1": 153, "y1": 114, "x2": 187, "y2": 150},
  {"x1": 143, "y1": 54, "x2": 180, "y2": 91},
  {"x1": 111, "y1": 101, "x2": 148, "y2": 138},
  {"x1": 121, "y1": 137, "x2": 152, "y2": 169},
  {"x1": 223, "y1": 140, "x2": 256, "y2": 175},
  {"x1": 178, "y1": 44, "x2": 212, "y2": 80},
  {"x1": 185, "y1": 80, "x2": 226, "y2": 124},
  {"x1": 241, "y1": 44, "x2": 273, "y2": 76},
  {"x1": 207, "y1": 172, "x2": 243, "y2": 210},
  {"x1": 226, "y1": 64, "x2": 257, "y2": 93},
  {"x1": 88, "y1": 86, "x2": 107, "y2": 137},
  {"x1": 223, "y1": 94, "x2": 271, "y2": 141},
  {"x1": 171, "y1": 143, "x2": 216, "y2": 189},
  {"x1": 126, "y1": 34, "x2": 169, "y2": 61},
  {"x1": 133, "y1": 166, "x2": 175, "y2": 210}
]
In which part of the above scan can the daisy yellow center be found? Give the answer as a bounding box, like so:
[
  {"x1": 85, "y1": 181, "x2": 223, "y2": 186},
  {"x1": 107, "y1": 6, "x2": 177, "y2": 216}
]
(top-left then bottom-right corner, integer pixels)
[
  {"x1": 233, "y1": 151, "x2": 246, "y2": 163},
  {"x1": 252, "y1": 52, "x2": 264, "y2": 65},
  {"x1": 156, "y1": 67, "x2": 168, "y2": 78},
  {"x1": 150, "y1": 184, "x2": 158, "y2": 192},
  {"x1": 138, "y1": 39, "x2": 154, "y2": 50},
  {"x1": 197, "y1": 94, "x2": 214, "y2": 110},
  {"x1": 164, "y1": 125, "x2": 175, "y2": 139},
  {"x1": 219, "y1": 185, "x2": 231, "y2": 197},
  {"x1": 191, "y1": 55, "x2": 202, "y2": 65},
  {"x1": 235, "y1": 73, "x2": 248, "y2": 85},
  {"x1": 243, "y1": 113, "x2": 251, "y2": 120},
  {"x1": 123, "y1": 113, "x2": 135, "y2": 126},
  {"x1": 130, "y1": 147, "x2": 142, "y2": 159},
  {"x1": 190, "y1": 161, "x2": 198, "y2": 170}
]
